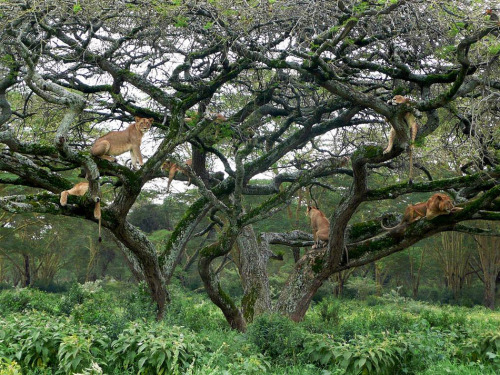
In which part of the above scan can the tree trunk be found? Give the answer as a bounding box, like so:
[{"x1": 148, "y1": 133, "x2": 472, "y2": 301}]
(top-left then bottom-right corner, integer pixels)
[
  {"x1": 199, "y1": 229, "x2": 247, "y2": 331},
  {"x1": 23, "y1": 253, "x2": 30, "y2": 287},
  {"x1": 483, "y1": 273, "x2": 496, "y2": 310},
  {"x1": 275, "y1": 249, "x2": 330, "y2": 321},
  {"x1": 409, "y1": 249, "x2": 425, "y2": 299},
  {"x1": 475, "y1": 233, "x2": 500, "y2": 310},
  {"x1": 237, "y1": 225, "x2": 271, "y2": 322},
  {"x1": 115, "y1": 222, "x2": 168, "y2": 319}
]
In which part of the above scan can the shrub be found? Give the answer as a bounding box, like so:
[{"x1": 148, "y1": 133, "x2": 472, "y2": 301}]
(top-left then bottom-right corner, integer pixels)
[
  {"x1": 60, "y1": 283, "x2": 87, "y2": 315},
  {"x1": 163, "y1": 286, "x2": 226, "y2": 332},
  {"x1": 344, "y1": 277, "x2": 377, "y2": 300},
  {"x1": 123, "y1": 282, "x2": 157, "y2": 322},
  {"x1": 304, "y1": 333, "x2": 404, "y2": 374},
  {"x1": 400, "y1": 324, "x2": 459, "y2": 373},
  {"x1": 4, "y1": 313, "x2": 65, "y2": 368},
  {"x1": 0, "y1": 312, "x2": 110, "y2": 373},
  {"x1": 419, "y1": 359, "x2": 499, "y2": 375},
  {"x1": 193, "y1": 342, "x2": 271, "y2": 375},
  {"x1": 0, "y1": 357, "x2": 22, "y2": 375},
  {"x1": 109, "y1": 322, "x2": 204, "y2": 374},
  {"x1": 0, "y1": 289, "x2": 31, "y2": 314},
  {"x1": 419, "y1": 306, "x2": 467, "y2": 329},
  {"x1": 315, "y1": 298, "x2": 341, "y2": 325},
  {"x1": 246, "y1": 313, "x2": 305, "y2": 363},
  {"x1": 459, "y1": 331, "x2": 500, "y2": 368}
]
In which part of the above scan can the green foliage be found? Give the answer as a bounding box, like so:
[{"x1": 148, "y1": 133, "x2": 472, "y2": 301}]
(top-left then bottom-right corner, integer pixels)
[
  {"x1": 0, "y1": 283, "x2": 499, "y2": 374},
  {"x1": 459, "y1": 331, "x2": 500, "y2": 367},
  {"x1": 247, "y1": 313, "x2": 305, "y2": 363},
  {"x1": 109, "y1": 323, "x2": 204, "y2": 374},
  {"x1": 0, "y1": 288, "x2": 61, "y2": 315},
  {"x1": 164, "y1": 286, "x2": 227, "y2": 332},
  {"x1": 315, "y1": 297, "x2": 341, "y2": 325},
  {"x1": 344, "y1": 276, "x2": 377, "y2": 300},
  {"x1": 128, "y1": 203, "x2": 172, "y2": 233},
  {"x1": 0, "y1": 312, "x2": 108, "y2": 371},
  {"x1": 419, "y1": 360, "x2": 499, "y2": 375},
  {"x1": 304, "y1": 333, "x2": 404, "y2": 374},
  {"x1": 0, "y1": 357, "x2": 22, "y2": 375},
  {"x1": 73, "y1": 1, "x2": 82, "y2": 13}
]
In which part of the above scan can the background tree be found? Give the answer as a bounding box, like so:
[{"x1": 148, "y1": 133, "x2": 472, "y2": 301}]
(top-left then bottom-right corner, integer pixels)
[{"x1": 474, "y1": 227, "x2": 500, "y2": 309}]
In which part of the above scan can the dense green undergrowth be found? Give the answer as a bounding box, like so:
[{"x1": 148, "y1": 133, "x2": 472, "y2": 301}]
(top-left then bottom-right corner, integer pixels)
[{"x1": 0, "y1": 280, "x2": 498, "y2": 374}]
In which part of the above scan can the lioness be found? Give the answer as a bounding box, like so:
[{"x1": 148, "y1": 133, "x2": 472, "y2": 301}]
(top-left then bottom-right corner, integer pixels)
[
  {"x1": 161, "y1": 159, "x2": 193, "y2": 192},
  {"x1": 384, "y1": 95, "x2": 419, "y2": 183},
  {"x1": 91, "y1": 117, "x2": 153, "y2": 170},
  {"x1": 306, "y1": 206, "x2": 330, "y2": 249},
  {"x1": 60, "y1": 182, "x2": 102, "y2": 242},
  {"x1": 382, "y1": 193, "x2": 462, "y2": 231}
]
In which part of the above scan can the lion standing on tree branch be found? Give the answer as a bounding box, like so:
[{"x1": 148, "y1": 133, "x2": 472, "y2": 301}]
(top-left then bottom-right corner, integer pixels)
[{"x1": 384, "y1": 95, "x2": 420, "y2": 184}]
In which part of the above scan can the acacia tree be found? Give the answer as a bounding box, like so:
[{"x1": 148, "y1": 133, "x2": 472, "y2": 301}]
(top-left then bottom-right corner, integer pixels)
[
  {"x1": 475, "y1": 229, "x2": 500, "y2": 309},
  {"x1": 0, "y1": 0, "x2": 499, "y2": 330}
]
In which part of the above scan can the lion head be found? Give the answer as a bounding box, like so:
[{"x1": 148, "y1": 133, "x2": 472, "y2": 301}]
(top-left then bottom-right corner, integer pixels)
[
  {"x1": 426, "y1": 193, "x2": 454, "y2": 218},
  {"x1": 134, "y1": 117, "x2": 153, "y2": 134}
]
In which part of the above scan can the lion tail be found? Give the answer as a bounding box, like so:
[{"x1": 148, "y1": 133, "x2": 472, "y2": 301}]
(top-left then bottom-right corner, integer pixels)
[{"x1": 94, "y1": 199, "x2": 102, "y2": 242}]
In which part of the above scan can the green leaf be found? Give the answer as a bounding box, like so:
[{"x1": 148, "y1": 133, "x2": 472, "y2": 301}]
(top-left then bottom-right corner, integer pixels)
[
  {"x1": 138, "y1": 356, "x2": 147, "y2": 369},
  {"x1": 73, "y1": 1, "x2": 82, "y2": 13}
]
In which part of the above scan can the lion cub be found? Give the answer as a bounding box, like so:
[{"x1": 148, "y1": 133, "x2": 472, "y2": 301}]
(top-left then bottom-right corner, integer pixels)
[
  {"x1": 60, "y1": 182, "x2": 102, "y2": 241},
  {"x1": 91, "y1": 117, "x2": 153, "y2": 169},
  {"x1": 306, "y1": 206, "x2": 330, "y2": 249},
  {"x1": 382, "y1": 193, "x2": 462, "y2": 231}
]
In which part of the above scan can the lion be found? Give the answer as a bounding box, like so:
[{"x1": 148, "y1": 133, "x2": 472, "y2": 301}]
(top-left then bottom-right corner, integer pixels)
[
  {"x1": 382, "y1": 193, "x2": 462, "y2": 231},
  {"x1": 91, "y1": 117, "x2": 152, "y2": 170},
  {"x1": 306, "y1": 206, "x2": 330, "y2": 249},
  {"x1": 60, "y1": 182, "x2": 102, "y2": 242},
  {"x1": 384, "y1": 95, "x2": 420, "y2": 184},
  {"x1": 161, "y1": 159, "x2": 192, "y2": 192}
]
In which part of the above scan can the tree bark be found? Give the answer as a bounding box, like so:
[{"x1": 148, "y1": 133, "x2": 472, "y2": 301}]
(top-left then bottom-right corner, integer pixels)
[
  {"x1": 198, "y1": 228, "x2": 247, "y2": 331},
  {"x1": 114, "y1": 222, "x2": 168, "y2": 319},
  {"x1": 23, "y1": 253, "x2": 30, "y2": 287},
  {"x1": 238, "y1": 225, "x2": 271, "y2": 322},
  {"x1": 475, "y1": 233, "x2": 500, "y2": 310}
]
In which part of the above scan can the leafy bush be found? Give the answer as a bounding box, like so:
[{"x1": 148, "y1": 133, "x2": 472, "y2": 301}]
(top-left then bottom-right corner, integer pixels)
[
  {"x1": 419, "y1": 359, "x2": 499, "y2": 375},
  {"x1": 344, "y1": 277, "x2": 377, "y2": 300},
  {"x1": 419, "y1": 305, "x2": 467, "y2": 329},
  {"x1": 400, "y1": 323, "x2": 459, "y2": 373},
  {"x1": 163, "y1": 286, "x2": 227, "y2": 332},
  {"x1": 247, "y1": 313, "x2": 305, "y2": 363},
  {"x1": 193, "y1": 342, "x2": 271, "y2": 375},
  {"x1": 60, "y1": 283, "x2": 87, "y2": 315},
  {"x1": 315, "y1": 297, "x2": 341, "y2": 325},
  {"x1": 0, "y1": 312, "x2": 110, "y2": 373},
  {"x1": 1, "y1": 282, "x2": 499, "y2": 374},
  {"x1": 0, "y1": 289, "x2": 31, "y2": 314},
  {"x1": 3, "y1": 313, "x2": 65, "y2": 368},
  {"x1": 0, "y1": 288, "x2": 60, "y2": 315},
  {"x1": 0, "y1": 357, "x2": 22, "y2": 375},
  {"x1": 459, "y1": 331, "x2": 500, "y2": 367},
  {"x1": 109, "y1": 322, "x2": 204, "y2": 374},
  {"x1": 304, "y1": 333, "x2": 404, "y2": 374}
]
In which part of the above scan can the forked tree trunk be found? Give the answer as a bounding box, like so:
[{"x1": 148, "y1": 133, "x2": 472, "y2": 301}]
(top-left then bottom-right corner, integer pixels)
[{"x1": 275, "y1": 249, "x2": 331, "y2": 321}]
